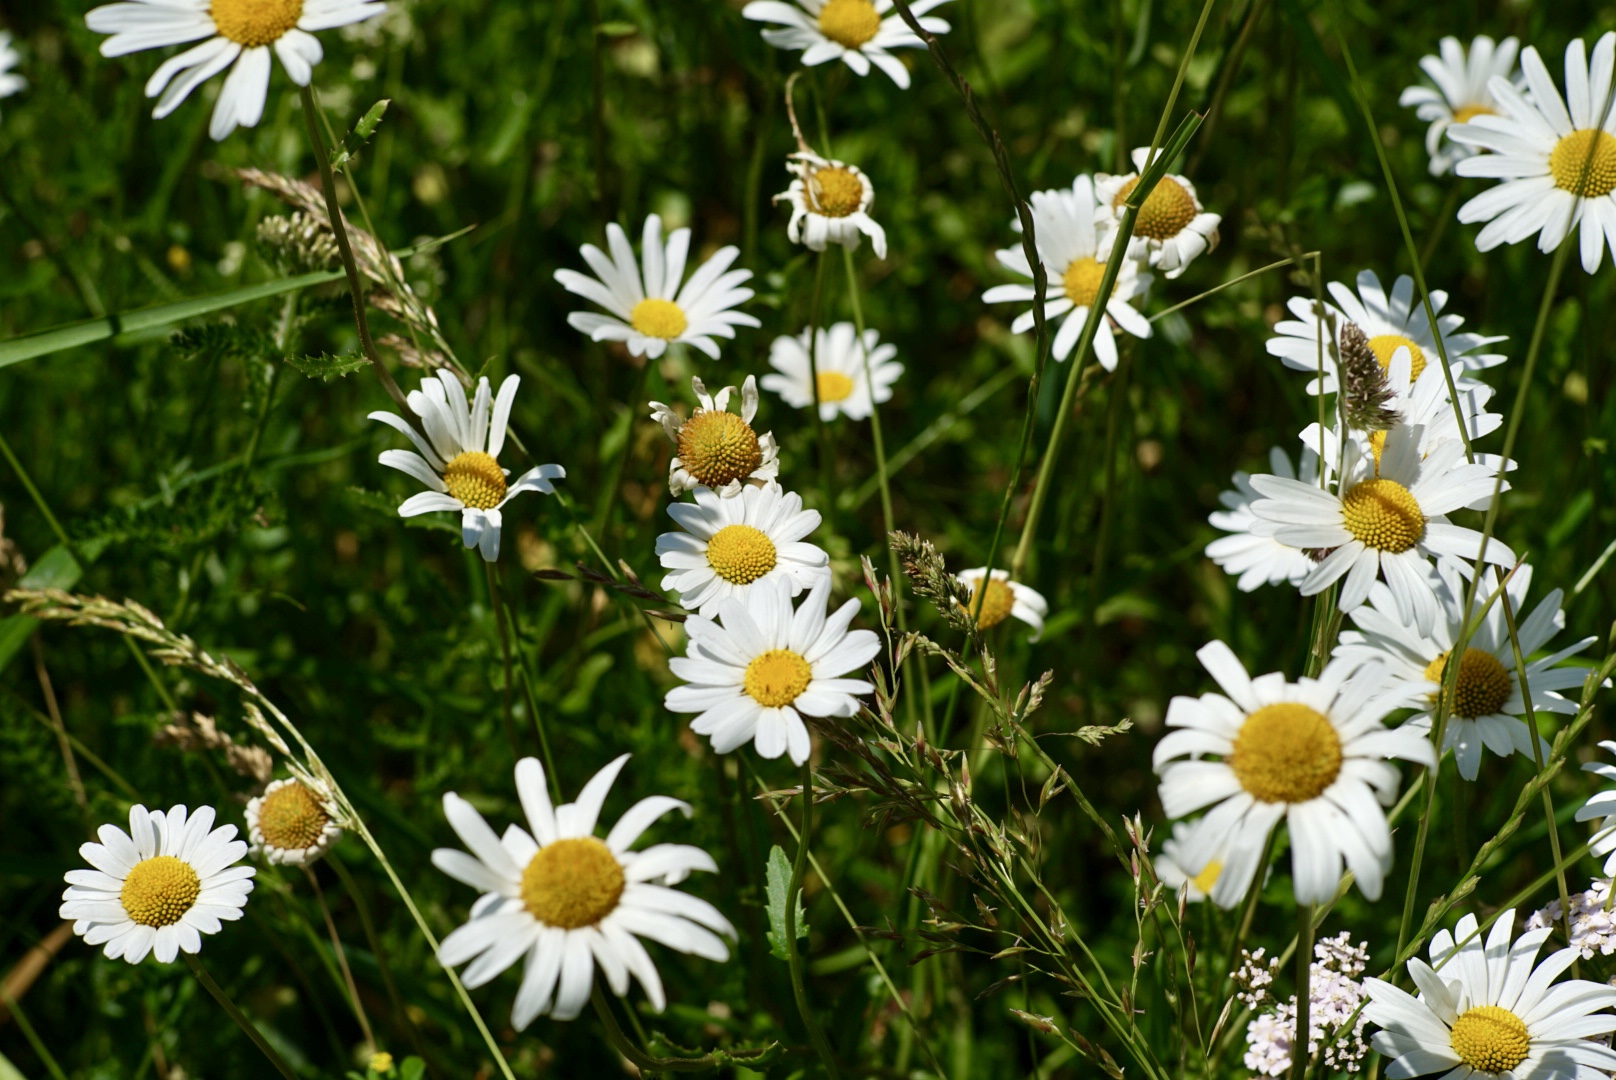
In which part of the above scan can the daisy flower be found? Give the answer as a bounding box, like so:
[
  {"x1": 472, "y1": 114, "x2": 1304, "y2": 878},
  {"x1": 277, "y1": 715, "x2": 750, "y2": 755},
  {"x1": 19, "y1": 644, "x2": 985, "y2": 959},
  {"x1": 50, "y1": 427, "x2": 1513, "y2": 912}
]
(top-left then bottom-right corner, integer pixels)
[
  {"x1": 956, "y1": 567, "x2": 1048, "y2": 639},
  {"x1": 85, "y1": 0, "x2": 386, "y2": 142},
  {"x1": 1155, "y1": 820, "x2": 1231, "y2": 904},
  {"x1": 61, "y1": 804, "x2": 255, "y2": 964},
  {"x1": 1451, "y1": 33, "x2": 1616, "y2": 274},
  {"x1": 0, "y1": 32, "x2": 25, "y2": 111},
  {"x1": 246, "y1": 777, "x2": 343, "y2": 866},
  {"x1": 432, "y1": 755, "x2": 733, "y2": 1027},
  {"x1": 1093, "y1": 147, "x2": 1221, "y2": 278},
  {"x1": 370, "y1": 371, "x2": 565, "y2": 562},
  {"x1": 1575, "y1": 743, "x2": 1616, "y2": 875},
  {"x1": 776, "y1": 151, "x2": 887, "y2": 258},
  {"x1": 982, "y1": 178, "x2": 1152, "y2": 371},
  {"x1": 649, "y1": 375, "x2": 781, "y2": 498},
  {"x1": 759, "y1": 322, "x2": 903, "y2": 422},
  {"x1": 1153, "y1": 641, "x2": 1433, "y2": 906},
  {"x1": 665, "y1": 578, "x2": 881, "y2": 766},
  {"x1": 555, "y1": 215, "x2": 760, "y2": 360},
  {"x1": 1364, "y1": 908, "x2": 1616, "y2": 1079},
  {"x1": 1400, "y1": 36, "x2": 1522, "y2": 176},
  {"x1": 739, "y1": 0, "x2": 951, "y2": 89},
  {"x1": 656, "y1": 482, "x2": 830, "y2": 618},
  {"x1": 1206, "y1": 444, "x2": 1321, "y2": 593}
]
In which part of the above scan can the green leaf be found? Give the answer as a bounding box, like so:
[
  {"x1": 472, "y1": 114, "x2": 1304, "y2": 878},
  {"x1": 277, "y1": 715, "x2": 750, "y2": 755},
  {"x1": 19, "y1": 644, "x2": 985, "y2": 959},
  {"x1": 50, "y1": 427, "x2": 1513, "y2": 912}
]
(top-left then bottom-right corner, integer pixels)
[
  {"x1": 331, "y1": 99, "x2": 392, "y2": 170},
  {"x1": 0, "y1": 544, "x2": 86, "y2": 673},
  {"x1": 346, "y1": 487, "x2": 460, "y2": 534},
  {"x1": 400, "y1": 1058, "x2": 427, "y2": 1080},
  {"x1": 285, "y1": 351, "x2": 371, "y2": 381},
  {"x1": 764, "y1": 845, "x2": 806, "y2": 961}
]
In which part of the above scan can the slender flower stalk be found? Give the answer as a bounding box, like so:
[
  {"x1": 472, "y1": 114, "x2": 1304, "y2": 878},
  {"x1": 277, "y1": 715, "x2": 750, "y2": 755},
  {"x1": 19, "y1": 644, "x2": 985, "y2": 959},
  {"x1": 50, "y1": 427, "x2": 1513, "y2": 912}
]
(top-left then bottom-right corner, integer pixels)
[
  {"x1": 303, "y1": 865, "x2": 376, "y2": 1055},
  {"x1": 184, "y1": 953, "x2": 298, "y2": 1080},
  {"x1": 785, "y1": 761, "x2": 840, "y2": 1078}
]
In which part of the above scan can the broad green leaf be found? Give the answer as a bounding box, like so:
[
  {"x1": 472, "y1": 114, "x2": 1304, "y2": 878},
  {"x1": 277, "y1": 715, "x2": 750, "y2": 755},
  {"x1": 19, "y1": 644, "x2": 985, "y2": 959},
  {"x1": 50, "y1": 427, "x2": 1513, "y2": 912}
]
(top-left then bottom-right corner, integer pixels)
[{"x1": 764, "y1": 844, "x2": 806, "y2": 961}]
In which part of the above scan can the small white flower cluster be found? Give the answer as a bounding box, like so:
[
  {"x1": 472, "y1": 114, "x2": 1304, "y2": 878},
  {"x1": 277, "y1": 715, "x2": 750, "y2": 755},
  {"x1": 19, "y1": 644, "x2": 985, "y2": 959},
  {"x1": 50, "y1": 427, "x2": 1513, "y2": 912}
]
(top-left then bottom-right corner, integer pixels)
[
  {"x1": 1238, "y1": 934, "x2": 1373, "y2": 1078},
  {"x1": 1526, "y1": 878, "x2": 1616, "y2": 959}
]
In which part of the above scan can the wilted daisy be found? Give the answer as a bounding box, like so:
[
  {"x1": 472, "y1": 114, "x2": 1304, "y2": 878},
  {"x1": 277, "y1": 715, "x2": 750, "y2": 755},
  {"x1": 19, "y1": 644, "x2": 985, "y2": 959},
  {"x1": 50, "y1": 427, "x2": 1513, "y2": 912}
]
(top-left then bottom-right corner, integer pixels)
[
  {"x1": 371, "y1": 372, "x2": 565, "y2": 562},
  {"x1": 649, "y1": 375, "x2": 780, "y2": 498},
  {"x1": 956, "y1": 567, "x2": 1047, "y2": 639},
  {"x1": 1334, "y1": 564, "x2": 1594, "y2": 781},
  {"x1": 1400, "y1": 36, "x2": 1521, "y2": 176},
  {"x1": 982, "y1": 178, "x2": 1152, "y2": 370},
  {"x1": 740, "y1": 0, "x2": 951, "y2": 89},
  {"x1": 1576, "y1": 743, "x2": 1616, "y2": 875},
  {"x1": 1364, "y1": 909, "x2": 1616, "y2": 1079},
  {"x1": 776, "y1": 151, "x2": 886, "y2": 258},
  {"x1": 432, "y1": 755, "x2": 733, "y2": 1027},
  {"x1": 1093, "y1": 147, "x2": 1221, "y2": 278},
  {"x1": 1206, "y1": 444, "x2": 1321, "y2": 593},
  {"x1": 0, "y1": 31, "x2": 25, "y2": 111},
  {"x1": 61, "y1": 804, "x2": 255, "y2": 964},
  {"x1": 85, "y1": 0, "x2": 386, "y2": 141},
  {"x1": 665, "y1": 579, "x2": 881, "y2": 765},
  {"x1": 1451, "y1": 33, "x2": 1616, "y2": 273},
  {"x1": 246, "y1": 778, "x2": 343, "y2": 866},
  {"x1": 1153, "y1": 641, "x2": 1433, "y2": 906},
  {"x1": 656, "y1": 482, "x2": 830, "y2": 618},
  {"x1": 555, "y1": 215, "x2": 760, "y2": 360},
  {"x1": 760, "y1": 322, "x2": 903, "y2": 422}
]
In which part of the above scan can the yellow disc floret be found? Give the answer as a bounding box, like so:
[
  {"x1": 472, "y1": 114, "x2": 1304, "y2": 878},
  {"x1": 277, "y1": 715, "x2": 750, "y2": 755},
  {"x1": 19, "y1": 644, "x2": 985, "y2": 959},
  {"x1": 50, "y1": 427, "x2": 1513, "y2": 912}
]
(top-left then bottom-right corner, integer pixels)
[
  {"x1": 1366, "y1": 333, "x2": 1427, "y2": 381},
  {"x1": 443, "y1": 450, "x2": 507, "y2": 510},
  {"x1": 1190, "y1": 860, "x2": 1223, "y2": 895},
  {"x1": 1341, "y1": 477, "x2": 1425, "y2": 553},
  {"x1": 520, "y1": 838, "x2": 624, "y2": 929},
  {"x1": 121, "y1": 855, "x2": 202, "y2": 928},
  {"x1": 1423, "y1": 648, "x2": 1513, "y2": 719},
  {"x1": 817, "y1": 0, "x2": 881, "y2": 49},
  {"x1": 257, "y1": 781, "x2": 330, "y2": 852},
  {"x1": 1452, "y1": 104, "x2": 1495, "y2": 124},
  {"x1": 630, "y1": 298, "x2": 688, "y2": 340},
  {"x1": 1115, "y1": 175, "x2": 1198, "y2": 241},
  {"x1": 1449, "y1": 1004, "x2": 1530, "y2": 1074},
  {"x1": 960, "y1": 579, "x2": 1017, "y2": 629},
  {"x1": 816, "y1": 371, "x2": 855, "y2": 403},
  {"x1": 210, "y1": 0, "x2": 304, "y2": 47},
  {"x1": 1062, "y1": 257, "x2": 1107, "y2": 308},
  {"x1": 744, "y1": 649, "x2": 813, "y2": 708},
  {"x1": 1228, "y1": 703, "x2": 1343, "y2": 804},
  {"x1": 810, "y1": 167, "x2": 865, "y2": 218},
  {"x1": 706, "y1": 524, "x2": 778, "y2": 585},
  {"x1": 1550, "y1": 129, "x2": 1616, "y2": 197},
  {"x1": 678, "y1": 410, "x2": 764, "y2": 489}
]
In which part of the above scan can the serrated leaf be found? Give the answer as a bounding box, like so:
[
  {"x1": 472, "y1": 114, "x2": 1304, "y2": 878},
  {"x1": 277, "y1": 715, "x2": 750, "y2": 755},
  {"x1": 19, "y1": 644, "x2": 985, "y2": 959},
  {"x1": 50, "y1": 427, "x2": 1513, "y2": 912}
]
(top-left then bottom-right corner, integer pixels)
[
  {"x1": 331, "y1": 99, "x2": 391, "y2": 170},
  {"x1": 285, "y1": 352, "x2": 371, "y2": 381},
  {"x1": 764, "y1": 845, "x2": 806, "y2": 961}
]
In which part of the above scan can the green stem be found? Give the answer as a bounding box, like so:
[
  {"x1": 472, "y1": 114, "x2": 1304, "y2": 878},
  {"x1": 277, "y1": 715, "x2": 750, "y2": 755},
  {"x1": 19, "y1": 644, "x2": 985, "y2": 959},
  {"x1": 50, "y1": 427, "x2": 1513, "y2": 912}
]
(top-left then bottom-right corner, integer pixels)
[
  {"x1": 1288, "y1": 906, "x2": 1314, "y2": 1080},
  {"x1": 0, "y1": 430, "x2": 73, "y2": 552},
  {"x1": 785, "y1": 761, "x2": 840, "y2": 1078},
  {"x1": 805, "y1": 251, "x2": 835, "y2": 513},
  {"x1": 590, "y1": 986, "x2": 777, "y2": 1072},
  {"x1": 494, "y1": 564, "x2": 560, "y2": 795},
  {"x1": 183, "y1": 953, "x2": 299, "y2": 1080},
  {"x1": 326, "y1": 853, "x2": 433, "y2": 1067},
  {"x1": 303, "y1": 864, "x2": 376, "y2": 1053},
  {"x1": 486, "y1": 560, "x2": 520, "y2": 761}
]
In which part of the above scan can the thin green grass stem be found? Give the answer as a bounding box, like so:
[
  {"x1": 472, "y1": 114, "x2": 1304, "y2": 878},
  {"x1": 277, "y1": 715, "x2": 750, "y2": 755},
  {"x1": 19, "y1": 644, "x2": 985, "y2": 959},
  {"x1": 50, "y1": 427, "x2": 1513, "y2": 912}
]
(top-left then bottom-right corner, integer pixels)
[
  {"x1": 494, "y1": 563, "x2": 560, "y2": 796},
  {"x1": 805, "y1": 251, "x2": 835, "y2": 516},
  {"x1": 485, "y1": 560, "x2": 520, "y2": 761},
  {"x1": 303, "y1": 864, "x2": 377, "y2": 1054},
  {"x1": 182, "y1": 953, "x2": 299, "y2": 1080},
  {"x1": 785, "y1": 760, "x2": 841, "y2": 1078}
]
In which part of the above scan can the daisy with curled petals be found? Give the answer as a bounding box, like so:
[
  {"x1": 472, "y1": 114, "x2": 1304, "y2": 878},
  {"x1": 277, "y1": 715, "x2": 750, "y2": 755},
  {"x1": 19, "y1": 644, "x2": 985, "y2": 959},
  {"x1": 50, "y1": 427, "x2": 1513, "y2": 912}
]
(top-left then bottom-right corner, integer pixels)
[
  {"x1": 740, "y1": 0, "x2": 950, "y2": 89},
  {"x1": 1206, "y1": 444, "x2": 1321, "y2": 593},
  {"x1": 432, "y1": 755, "x2": 733, "y2": 1027},
  {"x1": 61, "y1": 804, "x2": 255, "y2": 964},
  {"x1": 656, "y1": 482, "x2": 830, "y2": 618},
  {"x1": 555, "y1": 215, "x2": 760, "y2": 360},
  {"x1": 665, "y1": 578, "x2": 881, "y2": 765},
  {"x1": 956, "y1": 567, "x2": 1048, "y2": 640},
  {"x1": 1450, "y1": 33, "x2": 1616, "y2": 274},
  {"x1": 85, "y1": 0, "x2": 386, "y2": 142},
  {"x1": 246, "y1": 777, "x2": 343, "y2": 866},
  {"x1": 1364, "y1": 908, "x2": 1616, "y2": 1079},
  {"x1": 1577, "y1": 743, "x2": 1616, "y2": 875},
  {"x1": 650, "y1": 375, "x2": 780, "y2": 498},
  {"x1": 776, "y1": 151, "x2": 887, "y2": 258},
  {"x1": 982, "y1": 178, "x2": 1152, "y2": 371},
  {"x1": 1154, "y1": 643, "x2": 1433, "y2": 906},
  {"x1": 370, "y1": 371, "x2": 565, "y2": 562},
  {"x1": 0, "y1": 32, "x2": 25, "y2": 113},
  {"x1": 760, "y1": 322, "x2": 903, "y2": 422},
  {"x1": 1093, "y1": 147, "x2": 1221, "y2": 278},
  {"x1": 1400, "y1": 36, "x2": 1521, "y2": 176}
]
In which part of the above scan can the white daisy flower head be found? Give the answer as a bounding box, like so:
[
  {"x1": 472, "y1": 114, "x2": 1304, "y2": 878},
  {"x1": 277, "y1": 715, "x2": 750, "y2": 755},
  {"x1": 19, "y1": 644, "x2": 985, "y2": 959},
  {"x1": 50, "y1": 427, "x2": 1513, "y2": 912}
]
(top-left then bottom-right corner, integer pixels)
[
  {"x1": 245, "y1": 777, "x2": 343, "y2": 866},
  {"x1": 1267, "y1": 270, "x2": 1505, "y2": 398},
  {"x1": 656, "y1": 482, "x2": 830, "y2": 618},
  {"x1": 1364, "y1": 908, "x2": 1616, "y2": 1079},
  {"x1": 370, "y1": 371, "x2": 565, "y2": 562},
  {"x1": 1093, "y1": 147, "x2": 1221, "y2": 279},
  {"x1": 1334, "y1": 562, "x2": 1595, "y2": 781},
  {"x1": 759, "y1": 321, "x2": 903, "y2": 422},
  {"x1": 665, "y1": 578, "x2": 881, "y2": 765},
  {"x1": 0, "y1": 31, "x2": 25, "y2": 109},
  {"x1": 85, "y1": 0, "x2": 387, "y2": 142},
  {"x1": 982, "y1": 177, "x2": 1152, "y2": 371},
  {"x1": 956, "y1": 567, "x2": 1048, "y2": 640},
  {"x1": 649, "y1": 375, "x2": 781, "y2": 498},
  {"x1": 1575, "y1": 742, "x2": 1616, "y2": 875},
  {"x1": 432, "y1": 755, "x2": 734, "y2": 1027},
  {"x1": 555, "y1": 214, "x2": 760, "y2": 360},
  {"x1": 1154, "y1": 819, "x2": 1233, "y2": 904},
  {"x1": 61, "y1": 804, "x2": 255, "y2": 964},
  {"x1": 776, "y1": 151, "x2": 887, "y2": 259},
  {"x1": 1153, "y1": 641, "x2": 1434, "y2": 906},
  {"x1": 1400, "y1": 36, "x2": 1522, "y2": 176},
  {"x1": 739, "y1": 0, "x2": 951, "y2": 89},
  {"x1": 1206, "y1": 443, "x2": 1322, "y2": 593},
  {"x1": 1451, "y1": 33, "x2": 1616, "y2": 274}
]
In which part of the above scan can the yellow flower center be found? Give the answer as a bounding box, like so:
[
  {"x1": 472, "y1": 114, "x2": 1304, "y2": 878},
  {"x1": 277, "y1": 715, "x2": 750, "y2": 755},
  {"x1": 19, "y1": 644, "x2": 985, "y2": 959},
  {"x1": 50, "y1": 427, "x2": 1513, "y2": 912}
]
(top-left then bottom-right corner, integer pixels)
[
  {"x1": 1449, "y1": 1004, "x2": 1530, "y2": 1074},
  {"x1": 1366, "y1": 333, "x2": 1427, "y2": 382},
  {"x1": 210, "y1": 0, "x2": 304, "y2": 47},
  {"x1": 1062, "y1": 257, "x2": 1106, "y2": 308},
  {"x1": 1423, "y1": 648, "x2": 1514, "y2": 719},
  {"x1": 1115, "y1": 175, "x2": 1198, "y2": 241},
  {"x1": 120, "y1": 855, "x2": 202, "y2": 928},
  {"x1": 1451, "y1": 103, "x2": 1495, "y2": 124},
  {"x1": 520, "y1": 837, "x2": 625, "y2": 929},
  {"x1": 810, "y1": 167, "x2": 865, "y2": 218},
  {"x1": 1190, "y1": 860, "x2": 1223, "y2": 894},
  {"x1": 443, "y1": 450, "x2": 507, "y2": 510},
  {"x1": 257, "y1": 781, "x2": 330, "y2": 852},
  {"x1": 959, "y1": 579, "x2": 1017, "y2": 629},
  {"x1": 1341, "y1": 477, "x2": 1425, "y2": 553},
  {"x1": 706, "y1": 524, "x2": 778, "y2": 585},
  {"x1": 1549, "y1": 129, "x2": 1616, "y2": 198},
  {"x1": 1228, "y1": 703, "x2": 1343, "y2": 804},
  {"x1": 369, "y1": 1052, "x2": 396, "y2": 1074},
  {"x1": 744, "y1": 648, "x2": 813, "y2": 708},
  {"x1": 816, "y1": 371, "x2": 855, "y2": 403},
  {"x1": 1368, "y1": 429, "x2": 1388, "y2": 472},
  {"x1": 677, "y1": 410, "x2": 764, "y2": 489},
  {"x1": 630, "y1": 298, "x2": 688, "y2": 340},
  {"x1": 817, "y1": 0, "x2": 881, "y2": 48}
]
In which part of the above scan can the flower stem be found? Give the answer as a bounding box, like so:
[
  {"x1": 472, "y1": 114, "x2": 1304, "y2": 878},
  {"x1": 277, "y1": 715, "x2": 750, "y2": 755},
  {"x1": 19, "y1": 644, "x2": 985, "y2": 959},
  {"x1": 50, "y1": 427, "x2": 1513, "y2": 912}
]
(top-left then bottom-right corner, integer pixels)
[
  {"x1": 590, "y1": 986, "x2": 779, "y2": 1072},
  {"x1": 486, "y1": 560, "x2": 520, "y2": 761},
  {"x1": 183, "y1": 953, "x2": 299, "y2": 1080},
  {"x1": 805, "y1": 250, "x2": 835, "y2": 516},
  {"x1": 785, "y1": 761, "x2": 840, "y2": 1078},
  {"x1": 1288, "y1": 905, "x2": 1314, "y2": 1080},
  {"x1": 303, "y1": 864, "x2": 376, "y2": 1053},
  {"x1": 492, "y1": 564, "x2": 560, "y2": 796}
]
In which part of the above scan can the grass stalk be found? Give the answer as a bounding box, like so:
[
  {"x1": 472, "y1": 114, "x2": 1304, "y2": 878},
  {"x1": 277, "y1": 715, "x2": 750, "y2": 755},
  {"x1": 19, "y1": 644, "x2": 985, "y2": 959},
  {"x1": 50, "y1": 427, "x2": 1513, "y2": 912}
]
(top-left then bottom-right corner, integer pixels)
[
  {"x1": 183, "y1": 953, "x2": 299, "y2": 1080},
  {"x1": 785, "y1": 760, "x2": 841, "y2": 1078},
  {"x1": 304, "y1": 864, "x2": 377, "y2": 1054}
]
